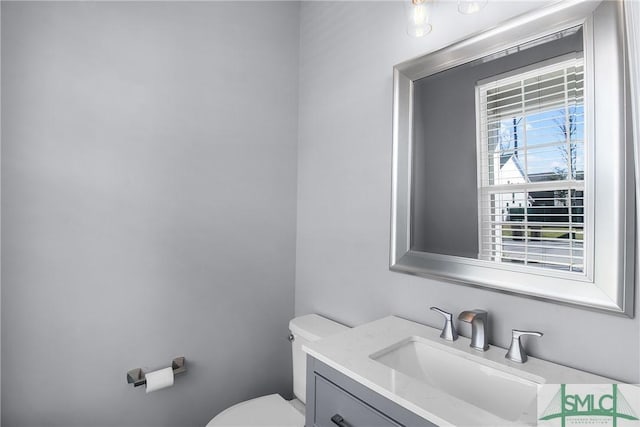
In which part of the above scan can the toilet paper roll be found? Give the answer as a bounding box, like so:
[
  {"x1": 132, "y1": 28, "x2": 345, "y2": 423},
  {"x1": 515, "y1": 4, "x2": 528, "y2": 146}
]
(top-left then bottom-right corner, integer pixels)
[{"x1": 145, "y1": 367, "x2": 174, "y2": 393}]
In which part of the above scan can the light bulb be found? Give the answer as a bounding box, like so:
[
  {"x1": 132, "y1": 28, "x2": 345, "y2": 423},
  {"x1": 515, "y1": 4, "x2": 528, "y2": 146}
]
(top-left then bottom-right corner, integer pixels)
[
  {"x1": 406, "y1": 0, "x2": 432, "y2": 38},
  {"x1": 457, "y1": 0, "x2": 487, "y2": 15}
]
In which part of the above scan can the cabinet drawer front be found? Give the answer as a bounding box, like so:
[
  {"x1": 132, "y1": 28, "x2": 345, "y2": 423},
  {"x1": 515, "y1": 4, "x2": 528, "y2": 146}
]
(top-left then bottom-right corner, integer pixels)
[{"x1": 314, "y1": 375, "x2": 402, "y2": 427}]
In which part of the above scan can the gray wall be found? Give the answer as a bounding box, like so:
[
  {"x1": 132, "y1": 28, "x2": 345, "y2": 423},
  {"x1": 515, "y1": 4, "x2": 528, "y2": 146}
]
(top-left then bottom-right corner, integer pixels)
[
  {"x1": 295, "y1": 1, "x2": 640, "y2": 383},
  {"x1": 1, "y1": 2, "x2": 299, "y2": 426}
]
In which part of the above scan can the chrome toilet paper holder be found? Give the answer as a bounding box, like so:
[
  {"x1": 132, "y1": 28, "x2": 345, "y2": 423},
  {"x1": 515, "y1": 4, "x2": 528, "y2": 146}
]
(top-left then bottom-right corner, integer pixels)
[{"x1": 127, "y1": 356, "x2": 186, "y2": 387}]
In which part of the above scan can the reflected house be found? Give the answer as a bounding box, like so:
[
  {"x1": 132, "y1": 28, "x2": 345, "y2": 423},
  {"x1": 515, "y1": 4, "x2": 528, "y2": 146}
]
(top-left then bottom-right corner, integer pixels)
[{"x1": 493, "y1": 150, "x2": 529, "y2": 208}]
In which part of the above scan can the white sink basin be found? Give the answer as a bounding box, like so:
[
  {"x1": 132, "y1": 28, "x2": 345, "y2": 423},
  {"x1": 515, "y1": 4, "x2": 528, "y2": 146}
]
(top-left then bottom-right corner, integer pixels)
[{"x1": 370, "y1": 336, "x2": 544, "y2": 422}]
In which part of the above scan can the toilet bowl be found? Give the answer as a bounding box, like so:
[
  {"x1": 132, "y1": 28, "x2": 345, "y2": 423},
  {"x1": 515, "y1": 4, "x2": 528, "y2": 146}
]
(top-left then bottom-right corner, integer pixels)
[
  {"x1": 206, "y1": 394, "x2": 304, "y2": 427},
  {"x1": 206, "y1": 314, "x2": 348, "y2": 427}
]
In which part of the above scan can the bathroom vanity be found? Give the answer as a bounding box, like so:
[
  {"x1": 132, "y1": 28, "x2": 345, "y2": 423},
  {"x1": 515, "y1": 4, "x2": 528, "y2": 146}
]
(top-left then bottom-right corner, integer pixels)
[{"x1": 303, "y1": 316, "x2": 616, "y2": 427}]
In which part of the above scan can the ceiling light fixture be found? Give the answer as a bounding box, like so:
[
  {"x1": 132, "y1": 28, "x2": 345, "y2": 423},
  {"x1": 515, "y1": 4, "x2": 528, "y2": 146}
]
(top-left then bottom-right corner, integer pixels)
[
  {"x1": 406, "y1": 0, "x2": 488, "y2": 38},
  {"x1": 457, "y1": 0, "x2": 488, "y2": 15},
  {"x1": 406, "y1": 0, "x2": 433, "y2": 38}
]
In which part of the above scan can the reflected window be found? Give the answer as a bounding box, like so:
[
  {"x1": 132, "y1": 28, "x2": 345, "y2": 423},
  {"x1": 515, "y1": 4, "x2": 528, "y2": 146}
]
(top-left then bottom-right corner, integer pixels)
[{"x1": 476, "y1": 55, "x2": 585, "y2": 272}]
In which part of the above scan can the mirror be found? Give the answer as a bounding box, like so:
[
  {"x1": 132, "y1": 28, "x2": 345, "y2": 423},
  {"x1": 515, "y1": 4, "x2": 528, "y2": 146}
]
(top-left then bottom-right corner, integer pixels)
[{"x1": 390, "y1": 1, "x2": 635, "y2": 316}]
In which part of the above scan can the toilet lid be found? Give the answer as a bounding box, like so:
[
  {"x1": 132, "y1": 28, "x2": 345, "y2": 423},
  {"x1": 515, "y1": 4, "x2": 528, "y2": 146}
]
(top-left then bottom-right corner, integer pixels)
[{"x1": 206, "y1": 394, "x2": 304, "y2": 427}]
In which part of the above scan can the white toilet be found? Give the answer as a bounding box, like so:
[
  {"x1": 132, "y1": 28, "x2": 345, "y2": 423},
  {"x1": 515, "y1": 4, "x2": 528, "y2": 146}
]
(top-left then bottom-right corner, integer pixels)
[{"x1": 206, "y1": 314, "x2": 348, "y2": 427}]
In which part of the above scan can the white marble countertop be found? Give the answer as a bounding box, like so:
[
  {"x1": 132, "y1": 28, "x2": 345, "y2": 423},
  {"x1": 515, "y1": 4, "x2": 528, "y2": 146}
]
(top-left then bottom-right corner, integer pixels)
[{"x1": 303, "y1": 316, "x2": 613, "y2": 427}]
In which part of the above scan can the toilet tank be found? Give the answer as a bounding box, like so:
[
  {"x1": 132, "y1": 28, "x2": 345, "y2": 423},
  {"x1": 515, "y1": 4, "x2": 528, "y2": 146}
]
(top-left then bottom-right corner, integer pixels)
[{"x1": 289, "y1": 314, "x2": 348, "y2": 404}]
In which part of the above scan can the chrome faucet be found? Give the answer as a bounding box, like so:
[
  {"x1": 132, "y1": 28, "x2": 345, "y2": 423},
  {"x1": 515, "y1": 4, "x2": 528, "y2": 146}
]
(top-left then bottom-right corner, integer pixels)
[
  {"x1": 430, "y1": 307, "x2": 458, "y2": 341},
  {"x1": 458, "y1": 309, "x2": 489, "y2": 351},
  {"x1": 505, "y1": 329, "x2": 543, "y2": 363}
]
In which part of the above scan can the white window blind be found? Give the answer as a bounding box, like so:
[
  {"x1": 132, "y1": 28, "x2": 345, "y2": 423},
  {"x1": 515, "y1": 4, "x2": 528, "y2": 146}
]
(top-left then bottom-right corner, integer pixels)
[{"x1": 476, "y1": 56, "x2": 586, "y2": 273}]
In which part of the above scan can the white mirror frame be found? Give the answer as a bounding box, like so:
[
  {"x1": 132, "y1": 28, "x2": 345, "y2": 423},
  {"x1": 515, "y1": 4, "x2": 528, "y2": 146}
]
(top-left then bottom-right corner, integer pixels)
[{"x1": 390, "y1": 0, "x2": 635, "y2": 316}]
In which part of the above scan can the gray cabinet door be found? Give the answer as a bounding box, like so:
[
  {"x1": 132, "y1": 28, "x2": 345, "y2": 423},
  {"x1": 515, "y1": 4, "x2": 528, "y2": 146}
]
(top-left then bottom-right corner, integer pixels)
[
  {"x1": 314, "y1": 374, "x2": 401, "y2": 427},
  {"x1": 306, "y1": 356, "x2": 438, "y2": 427}
]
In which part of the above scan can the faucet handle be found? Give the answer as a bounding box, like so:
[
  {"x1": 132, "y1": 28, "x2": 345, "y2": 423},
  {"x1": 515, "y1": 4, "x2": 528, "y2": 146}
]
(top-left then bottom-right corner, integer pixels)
[
  {"x1": 430, "y1": 307, "x2": 458, "y2": 341},
  {"x1": 505, "y1": 329, "x2": 543, "y2": 363}
]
